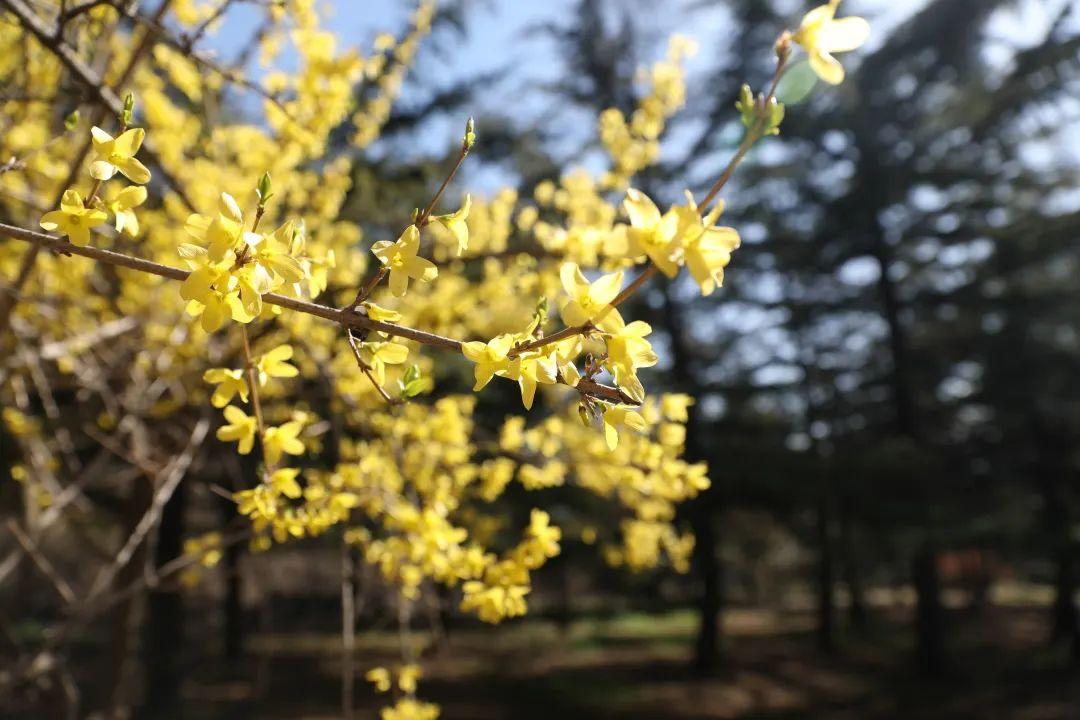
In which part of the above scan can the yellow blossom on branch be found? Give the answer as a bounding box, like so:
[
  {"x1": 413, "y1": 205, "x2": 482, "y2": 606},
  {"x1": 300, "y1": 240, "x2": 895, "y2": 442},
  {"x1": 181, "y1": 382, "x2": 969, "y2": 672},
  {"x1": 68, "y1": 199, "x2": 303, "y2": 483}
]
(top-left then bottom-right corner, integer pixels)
[
  {"x1": 372, "y1": 225, "x2": 438, "y2": 297},
  {"x1": 603, "y1": 314, "x2": 659, "y2": 404},
  {"x1": 674, "y1": 192, "x2": 742, "y2": 296},
  {"x1": 217, "y1": 406, "x2": 257, "y2": 455},
  {"x1": 263, "y1": 421, "x2": 305, "y2": 466},
  {"x1": 601, "y1": 404, "x2": 648, "y2": 451},
  {"x1": 255, "y1": 344, "x2": 299, "y2": 386},
  {"x1": 89, "y1": 126, "x2": 151, "y2": 183},
  {"x1": 39, "y1": 189, "x2": 107, "y2": 247},
  {"x1": 461, "y1": 334, "x2": 514, "y2": 390},
  {"x1": 434, "y1": 193, "x2": 471, "y2": 255},
  {"x1": 558, "y1": 262, "x2": 624, "y2": 330},
  {"x1": 793, "y1": 0, "x2": 870, "y2": 85},
  {"x1": 203, "y1": 368, "x2": 249, "y2": 407},
  {"x1": 624, "y1": 188, "x2": 681, "y2": 277},
  {"x1": 105, "y1": 185, "x2": 147, "y2": 237}
]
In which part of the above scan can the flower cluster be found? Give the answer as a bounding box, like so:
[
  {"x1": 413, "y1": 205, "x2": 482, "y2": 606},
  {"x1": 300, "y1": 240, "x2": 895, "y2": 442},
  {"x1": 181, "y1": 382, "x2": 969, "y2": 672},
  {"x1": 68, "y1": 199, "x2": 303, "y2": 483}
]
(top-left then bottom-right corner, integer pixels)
[
  {"x1": 39, "y1": 120, "x2": 150, "y2": 247},
  {"x1": 178, "y1": 192, "x2": 315, "y2": 332}
]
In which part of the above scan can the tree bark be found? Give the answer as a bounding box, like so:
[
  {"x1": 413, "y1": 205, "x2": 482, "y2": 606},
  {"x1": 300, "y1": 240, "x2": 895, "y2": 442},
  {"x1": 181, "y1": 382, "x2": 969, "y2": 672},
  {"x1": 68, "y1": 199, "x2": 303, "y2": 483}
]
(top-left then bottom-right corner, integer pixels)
[
  {"x1": 104, "y1": 477, "x2": 153, "y2": 716},
  {"x1": 219, "y1": 495, "x2": 244, "y2": 662},
  {"x1": 816, "y1": 493, "x2": 836, "y2": 655},
  {"x1": 913, "y1": 543, "x2": 945, "y2": 675},
  {"x1": 692, "y1": 505, "x2": 722, "y2": 674},
  {"x1": 142, "y1": 480, "x2": 186, "y2": 718},
  {"x1": 839, "y1": 495, "x2": 868, "y2": 631}
]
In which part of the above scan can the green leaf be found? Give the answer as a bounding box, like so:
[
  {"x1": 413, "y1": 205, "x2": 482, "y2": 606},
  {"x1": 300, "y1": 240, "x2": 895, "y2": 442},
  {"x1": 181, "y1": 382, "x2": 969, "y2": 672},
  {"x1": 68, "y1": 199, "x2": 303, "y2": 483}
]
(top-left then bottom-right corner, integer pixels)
[{"x1": 776, "y1": 61, "x2": 818, "y2": 106}]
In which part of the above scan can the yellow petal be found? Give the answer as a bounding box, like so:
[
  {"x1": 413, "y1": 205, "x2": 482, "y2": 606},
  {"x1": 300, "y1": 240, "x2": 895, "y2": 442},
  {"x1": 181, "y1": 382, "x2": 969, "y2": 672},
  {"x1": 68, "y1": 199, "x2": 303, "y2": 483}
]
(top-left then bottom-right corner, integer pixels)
[
  {"x1": 810, "y1": 51, "x2": 845, "y2": 85},
  {"x1": 589, "y1": 270, "x2": 624, "y2": 307},
  {"x1": 117, "y1": 157, "x2": 151, "y2": 184},
  {"x1": 112, "y1": 127, "x2": 145, "y2": 157},
  {"x1": 623, "y1": 188, "x2": 661, "y2": 228},
  {"x1": 820, "y1": 16, "x2": 870, "y2": 53},
  {"x1": 89, "y1": 160, "x2": 117, "y2": 180}
]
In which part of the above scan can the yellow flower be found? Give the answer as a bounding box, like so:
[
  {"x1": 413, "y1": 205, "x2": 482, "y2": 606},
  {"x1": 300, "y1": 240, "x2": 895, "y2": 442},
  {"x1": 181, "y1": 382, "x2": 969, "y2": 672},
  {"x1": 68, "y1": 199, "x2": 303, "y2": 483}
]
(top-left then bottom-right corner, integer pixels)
[
  {"x1": 381, "y1": 698, "x2": 441, "y2": 720},
  {"x1": 39, "y1": 189, "x2": 108, "y2": 247},
  {"x1": 624, "y1": 188, "x2": 681, "y2": 277},
  {"x1": 178, "y1": 263, "x2": 241, "y2": 332},
  {"x1": 435, "y1": 193, "x2": 470, "y2": 255},
  {"x1": 398, "y1": 664, "x2": 422, "y2": 694},
  {"x1": 603, "y1": 314, "x2": 658, "y2": 404},
  {"x1": 105, "y1": 185, "x2": 147, "y2": 237},
  {"x1": 184, "y1": 193, "x2": 244, "y2": 263},
  {"x1": 793, "y1": 0, "x2": 870, "y2": 85},
  {"x1": 675, "y1": 192, "x2": 741, "y2": 296},
  {"x1": 269, "y1": 467, "x2": 302, "y2": 498},
  {"x1": 505, "y1": 352, "x2": 557, "y2": 410},
  {"x1": 362, "y1": 301, "x2": 402, "y2": 322},
  {"x1": 526, "y1": 509, "x2": 561, "y2": 559},
  {"x1": 461, "y1": 334, "x2": 514, "y2": 390},
  {"x1": 217, "y1": 406, "x2": 257, "y2": 455},
  {"x1": 661, "y1": 394, "x2": 694, "y2": 422},
  {"x1": 202, "y1": 367, "x2": 249, "y2": 408},
  {"x1": 251, "y1": 222, "x2": 308, "y2": 286},
  {"x1": 255, "y1": 344, "x2": 299, "y2": 386},
  {"x1": 366, "y1": 667, "x2": 392, "y2": 693},
  {"x1": 263, "y1": 421, "x2": 305, "y2": 466},
  {"x1": 89, "y1": 127, "x2": 151, "y2": 183},
  {"x1": 359, "y1": 335, "x2": 410, "y2": 384},
  {"x1": 371, "y1": 225, "x2": 438, "y2": 297},
  {"x1": 559, "y1": 262, "x2": 624, "y2": 330},
  {"x1": 554, "y1": 335, "x2": 583, "y2": 387},
  {"x1": 601, "y1": 405, "x2": 648, "y2": 451},
  {"x1": 460, "y1": 580, "x2": 529, "y2": 624}
]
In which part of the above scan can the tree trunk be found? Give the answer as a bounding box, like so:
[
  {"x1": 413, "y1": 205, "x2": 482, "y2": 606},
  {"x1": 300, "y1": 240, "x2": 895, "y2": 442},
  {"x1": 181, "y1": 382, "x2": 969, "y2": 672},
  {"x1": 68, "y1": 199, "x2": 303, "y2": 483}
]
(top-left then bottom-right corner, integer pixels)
[
  {"x1": 913, "y1": 543, "x2": 945, "y2": 675},
  {"x1": 839, "y1": 496, "x2": 868, "y2": 631},
  {"x1": 692, "y1": 506, "x2": 722, "y2": 674},
  {"x1": 142, "y1": 480, "x2": 186, "y2": 718},
  {"x1": 816, "y1": 494, "x2": 836, "y2": 655},
  {"x1": 219, "y1": 495, "x2": 244, "y2": 662},
  {"x1": 104, "y1": 477, "x2": 153, "y2": 716},
  {"x1": 657, "y1": 278, "x2": 724, "y2": 674}
]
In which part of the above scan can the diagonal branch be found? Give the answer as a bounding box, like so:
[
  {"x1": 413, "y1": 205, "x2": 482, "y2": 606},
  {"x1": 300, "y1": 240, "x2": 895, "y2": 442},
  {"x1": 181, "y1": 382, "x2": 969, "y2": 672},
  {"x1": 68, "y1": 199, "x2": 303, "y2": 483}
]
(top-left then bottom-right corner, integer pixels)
[
  {"x1": 0, "y1": 222, "x2": 638, "y2": 405},
  {"x1": 2, "y1": 0, "x2": 196, "y2": 210}
]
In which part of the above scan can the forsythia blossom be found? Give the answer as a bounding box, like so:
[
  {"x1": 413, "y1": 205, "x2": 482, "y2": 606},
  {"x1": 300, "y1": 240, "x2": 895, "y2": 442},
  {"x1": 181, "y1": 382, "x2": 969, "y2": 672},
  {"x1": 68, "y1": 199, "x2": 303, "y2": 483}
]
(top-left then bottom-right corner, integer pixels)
[
  {"x1": 624, "y1": 188, "x2": 681, "y2": 277},
  {"x1": 558, "y1": 262, "x2": 624, "y2": 330},
  {"x1": 89, "y1": 126, "x2": 151, "y2": 183},
  {"x1": 39, "y1": 189, "x2": 107, "y2": 247},
  {"x1": 372, "y1": 225, "x2": 438, "y2": 297},
  {"x1": 793, "y1": 0, "x2": 870, "y2": 85}
]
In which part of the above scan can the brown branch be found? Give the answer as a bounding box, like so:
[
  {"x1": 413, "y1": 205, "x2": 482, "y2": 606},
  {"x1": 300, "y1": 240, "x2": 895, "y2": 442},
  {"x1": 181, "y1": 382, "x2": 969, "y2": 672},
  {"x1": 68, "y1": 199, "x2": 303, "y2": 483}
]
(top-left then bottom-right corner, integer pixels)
[
  {"x1": 3, "y1": 0, "x2": 196, "y2": 210},
  {"x1": 0, "y1": 222, "x2": 636, "y2": 405},
  {"x1": 0, "y1": 0, "x2": 178, "y2": 333},
  {"x1": 85, "y1": 418, "x2": 210, "y2": 600},
  {"x1": 7, "y1": 520, "x2": 77, "y2": 605},
  {"x1": 508, "y1": 265, "x2": 659, "y2": 358}
]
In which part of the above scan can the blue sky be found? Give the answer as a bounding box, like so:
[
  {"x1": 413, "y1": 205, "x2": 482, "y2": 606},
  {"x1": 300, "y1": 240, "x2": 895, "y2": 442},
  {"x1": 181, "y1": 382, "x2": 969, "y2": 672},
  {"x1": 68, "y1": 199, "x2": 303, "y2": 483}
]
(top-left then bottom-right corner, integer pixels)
[{"x1": 204, "y1": 0, "x2": 1078, "y2": 193}]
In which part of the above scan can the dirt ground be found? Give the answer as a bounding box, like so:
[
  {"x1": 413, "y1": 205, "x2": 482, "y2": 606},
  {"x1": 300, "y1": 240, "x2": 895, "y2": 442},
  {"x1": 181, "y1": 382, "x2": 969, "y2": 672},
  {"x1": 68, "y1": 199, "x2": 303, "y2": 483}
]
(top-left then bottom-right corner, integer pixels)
[{"x1": 178, "y1": 604, "x2": 1080, "y2": 720}]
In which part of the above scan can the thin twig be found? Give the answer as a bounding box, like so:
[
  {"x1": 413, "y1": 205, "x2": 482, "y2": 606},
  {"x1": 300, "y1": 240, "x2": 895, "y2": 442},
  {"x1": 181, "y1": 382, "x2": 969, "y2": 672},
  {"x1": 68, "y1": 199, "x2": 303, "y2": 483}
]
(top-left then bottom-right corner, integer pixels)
[
  {"x1": 7, "y1": 520, "x2": 77, "y2": 604},
  {"x1": 85, "y1": 418, "x2": 210, "y2": 600},
  {"x1": 346, "y1": 142, "x2": 471, "y2": 310}
]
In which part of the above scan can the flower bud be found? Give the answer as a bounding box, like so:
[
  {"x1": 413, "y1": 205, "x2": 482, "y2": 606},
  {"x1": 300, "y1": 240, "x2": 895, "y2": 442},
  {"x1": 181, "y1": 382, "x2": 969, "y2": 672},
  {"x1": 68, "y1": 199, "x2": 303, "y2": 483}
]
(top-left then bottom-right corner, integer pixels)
[
  {"x1": 121, "y1": 92, "x2": 135, "y2": 127},
  {"x1": 463, "y1": 117, "x2": 476, "y2": 152}
]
